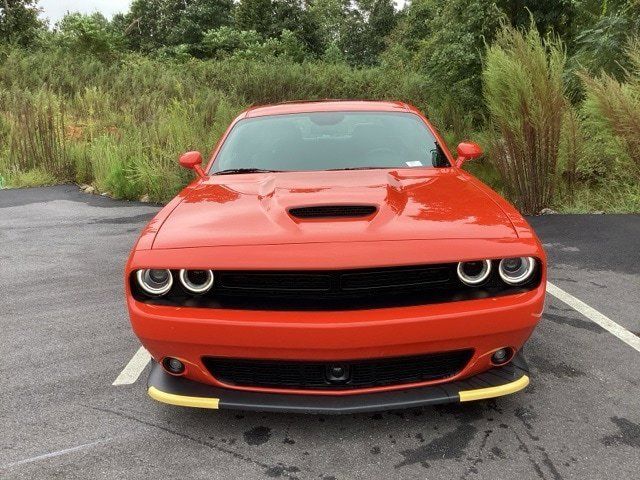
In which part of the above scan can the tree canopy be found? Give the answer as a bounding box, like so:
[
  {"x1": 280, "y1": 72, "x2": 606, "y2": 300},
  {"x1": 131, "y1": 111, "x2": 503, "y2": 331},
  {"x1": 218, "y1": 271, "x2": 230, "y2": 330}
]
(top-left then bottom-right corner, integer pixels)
[
  {"x1": 2, "y1": 0, "x2": 639, "y2": 118},
  {"x1": 0, "y1": 0, "x2": 45, "y2": 46}
]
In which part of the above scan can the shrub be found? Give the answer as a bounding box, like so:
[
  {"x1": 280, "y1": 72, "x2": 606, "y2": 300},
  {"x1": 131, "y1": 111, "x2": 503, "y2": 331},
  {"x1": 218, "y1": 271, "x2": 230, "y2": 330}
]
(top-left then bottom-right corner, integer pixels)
[
  {"x1": 579, "y1": 40, "x2": 640, "y2": 178},
  {"x1": 201, "y1": 27, "x2": 262, "y2": 59},
  {"x1": 56, "y1": 13, "x2": 124, "y2": 59},
  {"x1": 483, "y1": 23, "x2": 567, "y2": 214}
]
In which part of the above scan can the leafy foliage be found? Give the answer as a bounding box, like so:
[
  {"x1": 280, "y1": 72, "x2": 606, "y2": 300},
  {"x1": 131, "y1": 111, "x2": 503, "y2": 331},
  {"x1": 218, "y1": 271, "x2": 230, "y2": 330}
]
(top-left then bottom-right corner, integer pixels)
[
  {"x1": 120, "y1": 0, "x2": 233, "y2": 55},
  {"x1": 56, "y1": 13, "x2": 124, "y2": 59},
  {"x1": 580, "y1": 40, "x2": 640, "y2": 178},
  {"x1": 0, "y1": 0, "x2": 45, "y2": 46},
  {"x1": 388, "y1": 0, "x2": 504, "y2": 122},
  {"x1": 572, "y1": 4, "x2": 640, "y2": 79}
]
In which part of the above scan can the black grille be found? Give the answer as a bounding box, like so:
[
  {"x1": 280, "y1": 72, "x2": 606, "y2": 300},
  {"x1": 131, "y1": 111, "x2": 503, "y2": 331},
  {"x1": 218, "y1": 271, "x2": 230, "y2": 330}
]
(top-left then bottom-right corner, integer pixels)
[
  {"x1": 220, "y1": 272, "x2": 332, "y2": 291},
  {"x1": 289, "y1": 205, "x2": 376, "y2": 219},
  {"x1": 218, "y1": 265, "x2": 451, "y2": 294},
  {"x1": 341, "y1": 267, "x2": 449, "y2": 290},
  {"x1": 131, "y1": 261, "x2": 542, "y2": 310},
  {"x1": 203, "y1": 350, "x2": 473, "y2": 390}
]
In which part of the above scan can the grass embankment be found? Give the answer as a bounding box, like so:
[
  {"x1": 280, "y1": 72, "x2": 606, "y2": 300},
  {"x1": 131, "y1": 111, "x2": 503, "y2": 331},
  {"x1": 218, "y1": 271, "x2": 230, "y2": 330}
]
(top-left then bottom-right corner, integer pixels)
[{"x1": 0, "y1": 38, "x2": 638, "y2": 212}]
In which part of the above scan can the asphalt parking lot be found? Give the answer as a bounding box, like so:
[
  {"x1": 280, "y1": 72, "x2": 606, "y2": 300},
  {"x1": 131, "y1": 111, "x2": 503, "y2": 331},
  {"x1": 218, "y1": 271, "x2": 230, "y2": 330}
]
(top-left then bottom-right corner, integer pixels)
[{"x1": 1, "y1": 185, "x2": 639, "y2": 479}]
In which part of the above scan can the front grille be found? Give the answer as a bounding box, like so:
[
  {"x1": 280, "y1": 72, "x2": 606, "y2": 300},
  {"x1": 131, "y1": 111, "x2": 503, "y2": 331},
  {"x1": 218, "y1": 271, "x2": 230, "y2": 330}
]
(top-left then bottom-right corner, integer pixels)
[
  {"x1": 220, "y1": 272, "x2": 332, "y2": 291},
  {"x1": 289, "y1": 205, "x2": 376, "y2": 219},
  {"x1": 340, "y1": 266, "x2": 449, "y2": 290},
  {"x1": 217, "y1": 265, "x2": 451, "y2": 294},
  {"x1": 203, "y1": 350, "x2": 473, "y2": 390},
  {"x1": 130, "y1": 261, "x2": 542, "y2": 310}
]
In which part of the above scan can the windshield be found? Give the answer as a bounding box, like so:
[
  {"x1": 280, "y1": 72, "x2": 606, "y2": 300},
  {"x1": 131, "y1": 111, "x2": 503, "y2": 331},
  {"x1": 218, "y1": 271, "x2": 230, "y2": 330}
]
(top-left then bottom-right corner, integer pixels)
[{"x1": 210, "y1": 111, "x2": 448, "y2": 173}]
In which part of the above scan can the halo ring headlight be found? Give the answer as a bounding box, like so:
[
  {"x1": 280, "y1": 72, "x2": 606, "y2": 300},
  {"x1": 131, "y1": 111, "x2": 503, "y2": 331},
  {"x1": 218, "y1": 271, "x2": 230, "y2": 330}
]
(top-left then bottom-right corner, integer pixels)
[
  {"x1": 136, "y1": 269, "x2": 173, "y2": 296},
  {"x1": 457, "y1": 260, "x2": 492, "y2": 286},
  {"x1": 499, "y1": 257, "x2": 536, "y2": 285},
  {"x1": 179, "y1": 269, "x2": 214, "y2": 294}
]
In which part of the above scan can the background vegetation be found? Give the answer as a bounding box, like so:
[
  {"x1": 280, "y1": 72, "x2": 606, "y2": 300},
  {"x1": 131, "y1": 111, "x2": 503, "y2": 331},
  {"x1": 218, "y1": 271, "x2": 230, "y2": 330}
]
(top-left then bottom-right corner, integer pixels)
[{"x1": 1, "y1": 0, "x2": 639, "y2": 213}]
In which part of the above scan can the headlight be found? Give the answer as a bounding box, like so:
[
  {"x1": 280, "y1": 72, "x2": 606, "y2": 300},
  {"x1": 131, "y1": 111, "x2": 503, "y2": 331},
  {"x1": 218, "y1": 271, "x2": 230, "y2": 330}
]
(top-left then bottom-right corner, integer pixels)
[
  {"x1": 457, "y1": 260, "x2": 491, "y2": 286},
  {"x1": 498, "y1": 257, "x2": 536, "y2": 285},
  {"x1": 179, "y1": 269, "x2": 214, "y2": 294},
  {"x1": 136, "y1": 269, "x2": 173, "y2": 296}
]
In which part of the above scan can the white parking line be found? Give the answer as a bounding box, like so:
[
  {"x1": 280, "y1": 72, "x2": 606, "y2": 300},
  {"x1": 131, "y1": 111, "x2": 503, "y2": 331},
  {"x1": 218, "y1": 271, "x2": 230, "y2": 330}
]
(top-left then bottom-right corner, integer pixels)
[
  {"x1": 112, "y1": 346, "x2": 151, "y2": 385},
  {"x1": 1, "y1": 439, "x2": 108, "y2": 469},
  {"x1": 547, "y1": 281, "x2": 640, "y2": 353}
]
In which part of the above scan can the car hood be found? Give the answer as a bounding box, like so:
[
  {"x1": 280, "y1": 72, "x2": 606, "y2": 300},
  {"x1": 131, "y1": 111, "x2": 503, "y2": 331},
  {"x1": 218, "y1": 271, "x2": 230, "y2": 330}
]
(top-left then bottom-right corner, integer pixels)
[{"x1": 152, "y1": 169, "x2": 518, "y2": 249}]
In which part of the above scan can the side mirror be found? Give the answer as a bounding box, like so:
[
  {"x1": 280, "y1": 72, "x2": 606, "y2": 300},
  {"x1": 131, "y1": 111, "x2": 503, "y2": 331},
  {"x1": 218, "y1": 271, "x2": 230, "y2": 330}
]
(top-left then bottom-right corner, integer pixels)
[
  {"x1": 179, "y1": 151, "x2": 205, "y2": 178},
  {"x1": 455, "y1": 142, "x2": 483, "y2": 168}
]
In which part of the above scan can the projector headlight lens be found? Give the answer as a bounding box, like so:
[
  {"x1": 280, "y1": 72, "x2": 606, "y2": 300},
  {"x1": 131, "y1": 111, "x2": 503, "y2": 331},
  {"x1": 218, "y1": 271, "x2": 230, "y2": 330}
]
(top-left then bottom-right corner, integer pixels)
[
  {"x1": 457, "y1": 260, "x2": 492, "y2": 286},
  {"x1": 136, "y1": 269, "x2": 173, "y2": 296},
  {"x1": 499, "y1": 257, "x2": 536, "y2": 285},
  {"x1": 179, "y1": 269, "x2": 214, "y2": 294}
]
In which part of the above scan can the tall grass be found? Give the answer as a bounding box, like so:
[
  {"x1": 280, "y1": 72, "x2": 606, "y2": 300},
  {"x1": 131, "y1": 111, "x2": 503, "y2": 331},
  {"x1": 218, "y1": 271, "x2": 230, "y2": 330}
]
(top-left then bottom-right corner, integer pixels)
[
  {"x1": 2, "y1": 89, "x2": 73, "y2": 181},
  {"x1": 579, "y1": 40, "x2": 640, "y2": 178},
  {"x1": 483, "y1": 24, "x2": 566, "y2": 214},
  {"x1": 559, "y1": 106, "x2": 582, "y2": 190},
  {"x1": 0, "y1": 45, "x2": 638, "y2": 213},
  {"x1": 0, "y1": 49, "x2": 435, "y2": 202}
]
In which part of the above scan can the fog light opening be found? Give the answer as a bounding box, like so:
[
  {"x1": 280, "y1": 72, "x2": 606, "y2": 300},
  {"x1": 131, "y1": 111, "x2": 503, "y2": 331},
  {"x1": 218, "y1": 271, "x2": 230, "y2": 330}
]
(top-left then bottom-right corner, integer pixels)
[
  {"x1": 491, "y1": 348, "x2": 514, "y2": 366},
  {"x1": 162, "y1": 357, "x2": 186, "y2": 375}
]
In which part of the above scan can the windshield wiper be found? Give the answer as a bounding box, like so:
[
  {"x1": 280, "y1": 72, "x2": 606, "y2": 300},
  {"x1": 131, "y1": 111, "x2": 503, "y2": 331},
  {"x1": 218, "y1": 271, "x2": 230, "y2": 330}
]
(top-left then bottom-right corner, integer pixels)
[{"x1": 213, "y1": 168, "x2": 283, "y2": 175}]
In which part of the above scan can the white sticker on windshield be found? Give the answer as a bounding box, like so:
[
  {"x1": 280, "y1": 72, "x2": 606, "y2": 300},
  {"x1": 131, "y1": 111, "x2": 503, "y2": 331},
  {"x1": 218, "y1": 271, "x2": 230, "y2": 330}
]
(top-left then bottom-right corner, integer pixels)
[{"x1": 406, "y1": 161, "x2": 423, "y2": 167}]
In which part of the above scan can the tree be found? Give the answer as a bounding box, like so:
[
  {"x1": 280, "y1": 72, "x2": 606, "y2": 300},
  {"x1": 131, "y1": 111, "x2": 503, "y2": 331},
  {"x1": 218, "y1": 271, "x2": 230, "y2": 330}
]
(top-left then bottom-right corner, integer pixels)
[
  {"x1": 309, "y1": 0, "x2": 349, "y2": 47},
  {"x1": 387, "y1": 0, "x2": 437, "y2": 53},
  {"x1": 56, "y1": 13, "x2": 124, "y2": 58},
  {"x1": 571, "y1": 1, "x2": 640, "y2": 80},
  {"x1": 384, "y1": 0, "x2": 503, "y2": 121},
  {"x1": 235, "y1": 0, "x2": 273, "y2": 37},
  {"x1": 0, "y1": 0, "x2": 45, "y2": 46},
  {"x1": 340, "y1": 0, "x2": 398, "y2": 65},
  {"x1": 170, "y1": 0, "x2": 234, "y2": 55},
  {"x1": 272, "y1": 0, "x2": 323, "y2": 55},
  {"x1": 121, "y1": 0, "x2": 233, "y2": 55},
  {"x1": 235, "y1": 0, "x2": 322, "y2": 55},
  {"x1": 201, "y1": 26, "x2": 262, "y2": 58},
  {"x1": 497, "y1": 0, "x2": 578, "y2": 40}
]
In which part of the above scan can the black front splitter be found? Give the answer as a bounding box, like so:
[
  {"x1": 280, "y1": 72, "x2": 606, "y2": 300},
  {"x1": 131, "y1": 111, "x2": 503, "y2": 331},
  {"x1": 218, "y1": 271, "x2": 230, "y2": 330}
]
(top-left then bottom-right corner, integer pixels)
[{"x1": 147, "y1": 353, "x2": 530, "y2": 414}]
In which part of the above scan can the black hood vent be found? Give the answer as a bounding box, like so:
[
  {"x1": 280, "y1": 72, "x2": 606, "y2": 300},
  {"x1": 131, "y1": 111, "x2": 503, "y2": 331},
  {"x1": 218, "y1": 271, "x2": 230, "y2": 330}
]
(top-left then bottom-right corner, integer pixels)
[{"x1": 288, "y1": 205, "x2": 377, "y2": 219}]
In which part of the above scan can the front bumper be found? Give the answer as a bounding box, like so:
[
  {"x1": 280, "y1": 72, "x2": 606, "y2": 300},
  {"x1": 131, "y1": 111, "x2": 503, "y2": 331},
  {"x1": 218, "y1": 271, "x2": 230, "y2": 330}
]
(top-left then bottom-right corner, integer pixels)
[
  {"x1": 147, "y1": 351, "x2": 530, "y2": 414},
  {"x1": 129, "y1": 282, "x2": 544, "y2": 393}
]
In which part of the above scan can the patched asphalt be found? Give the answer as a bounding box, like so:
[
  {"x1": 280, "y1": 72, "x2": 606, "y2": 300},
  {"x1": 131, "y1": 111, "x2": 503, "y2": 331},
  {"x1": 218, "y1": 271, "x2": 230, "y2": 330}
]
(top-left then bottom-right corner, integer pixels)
[{"x1": 1, "y1": 185, "x2": 638, "y2": 479}]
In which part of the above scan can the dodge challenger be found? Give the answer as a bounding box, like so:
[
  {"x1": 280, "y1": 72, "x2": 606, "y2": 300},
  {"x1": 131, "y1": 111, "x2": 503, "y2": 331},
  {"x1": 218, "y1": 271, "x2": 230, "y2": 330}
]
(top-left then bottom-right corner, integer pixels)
[{"x1": 125, "y1": 100, "x2": 546, "y2": 413}]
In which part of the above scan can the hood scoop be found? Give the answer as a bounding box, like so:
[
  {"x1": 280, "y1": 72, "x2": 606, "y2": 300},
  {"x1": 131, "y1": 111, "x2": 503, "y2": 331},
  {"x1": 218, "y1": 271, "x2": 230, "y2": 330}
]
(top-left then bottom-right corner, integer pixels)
[{"x1": 288, "y1": 204, "x2": 377, "y2": 220}]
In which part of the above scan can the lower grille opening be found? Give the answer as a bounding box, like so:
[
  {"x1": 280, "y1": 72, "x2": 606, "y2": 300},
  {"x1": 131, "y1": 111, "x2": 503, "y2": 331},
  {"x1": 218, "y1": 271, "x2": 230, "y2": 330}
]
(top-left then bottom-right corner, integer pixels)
[{"x1": 203, "y1": 349, "x2": 474, "y2": 391}]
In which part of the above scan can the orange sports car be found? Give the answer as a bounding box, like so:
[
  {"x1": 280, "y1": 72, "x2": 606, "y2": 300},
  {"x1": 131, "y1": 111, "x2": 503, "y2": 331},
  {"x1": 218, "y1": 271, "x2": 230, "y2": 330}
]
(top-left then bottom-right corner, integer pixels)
[{"x1": 125, "y1": 100, "x2": 545, "y2": 413}]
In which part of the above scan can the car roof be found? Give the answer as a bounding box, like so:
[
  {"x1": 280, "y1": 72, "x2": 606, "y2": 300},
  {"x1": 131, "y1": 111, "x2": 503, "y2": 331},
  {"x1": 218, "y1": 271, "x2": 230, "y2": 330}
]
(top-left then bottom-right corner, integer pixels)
[{"x1": 243, "y1": 100, "x2": 415, "y2": 118}]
